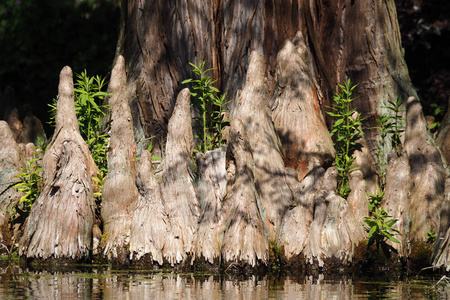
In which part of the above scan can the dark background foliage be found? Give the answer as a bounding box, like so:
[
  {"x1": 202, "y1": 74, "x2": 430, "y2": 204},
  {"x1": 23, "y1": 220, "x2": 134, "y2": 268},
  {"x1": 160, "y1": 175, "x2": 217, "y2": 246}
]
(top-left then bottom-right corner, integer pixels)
[
  {"x1": 0, "y1": 0, "x2": 120, "y2": 135},
  {"x1": 0, "y1": 0, "x2": 448, "y2": 137},
  {"x1": 396, "y1": 0, "x2": 450, "y2": 117}
]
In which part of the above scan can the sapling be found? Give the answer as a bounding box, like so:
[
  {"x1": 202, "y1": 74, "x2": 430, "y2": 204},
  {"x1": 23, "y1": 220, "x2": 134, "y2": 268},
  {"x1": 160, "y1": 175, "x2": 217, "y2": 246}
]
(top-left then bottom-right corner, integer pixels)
[
  {"x1": 182, "y1": 61, "x2": 230, "y2": 153},
  {"x1": 49, "y1": 70, "x2": 111, "y2": 174},
  {"x1": 371, "y1": 97, "x2": 406, "y2": 187},
  {"x1": 327, "y1": 79, "x2": 364, "y2": 198},
  {"x1": 11, "y1": 138, "x2": 47, "y2": 221}
]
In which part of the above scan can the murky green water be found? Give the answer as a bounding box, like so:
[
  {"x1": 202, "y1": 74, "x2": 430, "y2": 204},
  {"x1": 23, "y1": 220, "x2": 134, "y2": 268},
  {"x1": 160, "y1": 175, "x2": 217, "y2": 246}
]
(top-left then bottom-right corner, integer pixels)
[{"x1": 0, "y1": 266, "x2": 447, "y2": 299}]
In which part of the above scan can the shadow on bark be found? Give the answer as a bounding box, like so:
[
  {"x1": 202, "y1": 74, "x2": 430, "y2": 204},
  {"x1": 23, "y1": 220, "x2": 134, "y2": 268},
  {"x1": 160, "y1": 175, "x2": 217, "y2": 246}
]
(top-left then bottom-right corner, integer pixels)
[{"x1": 19, "y1": 66, "x2": 97, "y2": 261}]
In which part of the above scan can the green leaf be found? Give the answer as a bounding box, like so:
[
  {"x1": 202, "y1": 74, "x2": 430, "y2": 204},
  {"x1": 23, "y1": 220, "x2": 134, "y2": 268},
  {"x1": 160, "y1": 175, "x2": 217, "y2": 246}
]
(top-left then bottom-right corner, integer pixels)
[
  {"x1": 348, "y1": 166, "x2": 360, "y2": 173},
  {"x1": 334, "y1": 118, "x2": 344, "y2": 127},
  {"x1": 364, "y1": 219, "x2": 377, "y2": 228},
  {"x1": 384, "y1": 231, "x2": 400, "y2": 244},
  {"x1": 368, "y1": 226, "x2": 377, "y2": 237},
  {"x1": 209, "y1": 86, "x2": 219, "y2": 93},
  {"x1": 385, "y1": 219, "x2": 397, "y2": 227},
  {"x1": 429, "y1": 122, "x2": 439, "y2": 130}
]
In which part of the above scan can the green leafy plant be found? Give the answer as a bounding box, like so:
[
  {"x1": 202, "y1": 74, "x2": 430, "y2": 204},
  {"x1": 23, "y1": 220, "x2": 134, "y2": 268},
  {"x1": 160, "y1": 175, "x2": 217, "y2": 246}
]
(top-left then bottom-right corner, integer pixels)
[
  {"x1": 182, "y1": 61, "x2": 230, "y2": 153},
  {"x1": 429, "y1": 103, "x2": 444, "y2": 131},
  {"x1": 92, "y1": 169, "x2": 106, "y2": 200},
  {"x1": 370, "y1": 97, "x2": 405, "y2": 188},
  {"x1": 381, "y1": 97, "x2": 406, "y2": 156},
  {"x1": 362, "y1": 99, "x2": 404, "y2": 258},
  {"x1": 327, "y1": 79, "x2": 364, "y2": 198},
  {"x1": 369, "y1": 98, "x2": 406, "y2": 188},
  {"x1": 365, "y1": 186, "x2": 401, "y2": 257},
  {"x1": 427, "y1": 230, "x2": 437, "y2": 244},
  {"x1": 49, "y1": 70, "x2": 111, "y2": 174},
  {"x1": 8, "y1": 137, "x2": 50, "y2": 221},
  {"x1": 367, "y1": 189, "x2": 385, "y2": 213},
  {"x1": 364, "y1": 207, "x2": 400, "y2": 257},
  {"x1": 147, "y1": 141, "x2": 161, "y2": 162},
  {"x1": 73, "y1": 70, "x2": 111, "y2": 173},
  {"x1": 11, "y1": 156, "x2": 42, "y2": 221}
]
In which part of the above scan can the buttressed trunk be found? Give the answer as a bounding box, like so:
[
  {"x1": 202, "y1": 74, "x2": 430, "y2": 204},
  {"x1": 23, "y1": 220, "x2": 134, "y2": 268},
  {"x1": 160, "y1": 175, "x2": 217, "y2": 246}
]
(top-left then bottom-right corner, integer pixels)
[
  {"x1": 121, "y1": 1, "x2": 414, "y2": 157},
  {"x1": 303, "y1": 0, "x2": 417, "y2": 155},
  {"x1": 121, "y1": 0, "x2": 304, "y2": 155},
  {"x1": 0, "y1": 121, "x2": 23, "y2": 239},
  {"x1": 10, "y1": 0, "x2": 449, "y2": 269},
  {"x1": 101, "y1": 56, "x2": 138, "y2": 262},
  {"x1": 19, "y1": 66, "x2": 97, "y2": 260},
  {"x1": 110, "y1": 0, "x2": 448, "y2": 268}
]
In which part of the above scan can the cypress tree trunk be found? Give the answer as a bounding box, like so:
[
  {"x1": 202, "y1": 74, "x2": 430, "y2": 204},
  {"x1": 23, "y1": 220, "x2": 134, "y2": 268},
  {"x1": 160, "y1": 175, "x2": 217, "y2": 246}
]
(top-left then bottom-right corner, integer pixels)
[
  {"x1": 0, "y1": 121, "x2": 23, "y2": 243},
  {"x1": 101, "y1": 56, "x2": 138, "y2": 263},
  {"x1": 3, "y1": 0, "x2": 447, "y2": 269},
  {"x1": 19, "y1": 67, "x2": 97, "y2": 261},
  {"x1": 109, "y1": 0, "x2": 449, "y2": 269}
]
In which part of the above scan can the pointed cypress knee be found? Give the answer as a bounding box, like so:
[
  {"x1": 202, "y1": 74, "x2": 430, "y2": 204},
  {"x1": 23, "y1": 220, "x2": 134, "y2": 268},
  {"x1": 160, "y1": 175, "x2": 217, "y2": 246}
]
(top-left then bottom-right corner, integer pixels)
[
  {"x1": 19, "y1": 66, "x2": 97, "y2": 261},
  {"x1": 101, "y1": 56, "x2": 138, "y2": 263}
]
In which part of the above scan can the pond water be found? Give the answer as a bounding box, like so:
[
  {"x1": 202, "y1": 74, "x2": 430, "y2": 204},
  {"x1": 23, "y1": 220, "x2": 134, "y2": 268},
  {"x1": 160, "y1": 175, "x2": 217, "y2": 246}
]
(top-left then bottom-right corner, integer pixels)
[{"x1": 0, "y1": 266, "x2": 448, "y2": 299}]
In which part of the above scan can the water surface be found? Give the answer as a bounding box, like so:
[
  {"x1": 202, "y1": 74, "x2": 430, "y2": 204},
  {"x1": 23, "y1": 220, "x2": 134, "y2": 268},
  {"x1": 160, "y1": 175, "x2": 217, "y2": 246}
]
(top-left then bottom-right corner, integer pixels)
[{"x1": 0, "y1": 266, "x2": 446, "y2": 299}]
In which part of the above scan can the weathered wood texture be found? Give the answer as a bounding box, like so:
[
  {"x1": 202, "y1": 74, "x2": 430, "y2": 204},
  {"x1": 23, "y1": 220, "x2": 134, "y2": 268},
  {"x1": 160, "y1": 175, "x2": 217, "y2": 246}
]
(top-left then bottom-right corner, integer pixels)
[
  {"x1": 192, "y1": 146, "x2": 227, "y2": 265},
  {"x1": 347, "y1": 134, "x2": 379, "y2": 222},
  {"x1": 403, "y1": 97, "x2": 446, "y2": 242},
  {"x1": 282, "y1": 164, "x2": 365, "y2": 266},
  {"x1": 281, "y1": 160, "x2": 320, "y2": 260},
  {"x1": 159, "y1": 89, "x2": 200, "y2": 265},
  {"x1": 0, "y1": 121, "x2": 23, "y2": 240},
  {"x1": 130, "y1": 149, "x2": 168, "y2": 265},
  {"x1": 232, "y1": 51, "x2": 293, "y2": 243},
  {"x1": 271, "y1": 32, "x2": 334, "y2": 179},
  {"x1": 122, "y1": 0, "x2": 304, "y2": 154},
  {"x1": 129, "y1": 91, "x2": 199, "y2": 267},
  {"x1": 101, "y1": 56, "x2": 138, "y2": 262},
  {"x1": 383, "y1": 151, "x2": 411, "y2": 257},
  {"x1": 303, "y1": 0, "x2": 416, "y2": 156},
  {"x1": 19, "y1": 66, "x2": 97, "y2": 260},
  {"x1": 221, "y1": 119, "x2": 268, "y2": 268}
]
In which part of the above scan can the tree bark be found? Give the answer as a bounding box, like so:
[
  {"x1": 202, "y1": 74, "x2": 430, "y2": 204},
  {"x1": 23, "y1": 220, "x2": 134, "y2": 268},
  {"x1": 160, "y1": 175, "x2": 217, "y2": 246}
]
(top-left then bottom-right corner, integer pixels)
[
  {"x1": 271, "y1": 32, "x2": 334, "y2": 179},
  {"x1": 8, "y1": 0, "x2": 448, "y2": 271},
  {"x1": 303, "y1": 0, "x2": 417, "y2": 156},
  {"x1": 129, "y1": 90, "x2": 200, "y2": 266},
  {"x1": 0, "y1": 121, "x2": 23, "y2": 243},
  {"x1": 232, "y1": 51, "x2": 293, "y2": 243},
  {"x1": 383, "y1": 151, "x2": 411, "y2": 257},
  {"x1": 158, "y1": 88, "x2": 200, "y2": 266},
  {"x1": 192, "y1": 146, "x2": 227, "y2": 265},
  {"x1": 101, "y1": 56, "x2": 138, "y2": 262},
  {"x1": 19, "y1": 66, "x2": 97, "y2": 260},
  {"x1": 129, "y1": 149, "x2": 168, "y2": 265},
  {"x1": 122, "y1": 0, "x2": 305, "y2": 155},
  {"x1": 404, "y1": 97, "x2": 446, "y2": 242},
  {"x1": 221, "y1": 119, "x2": 268, "y2": 268}
]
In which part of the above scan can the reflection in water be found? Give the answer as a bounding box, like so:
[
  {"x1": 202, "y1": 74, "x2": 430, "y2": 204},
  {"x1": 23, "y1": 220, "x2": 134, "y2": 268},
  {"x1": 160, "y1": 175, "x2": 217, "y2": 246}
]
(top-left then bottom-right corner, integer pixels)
[{"x1": 0, "y1": 266, "x2": 446, "y2": 299}]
